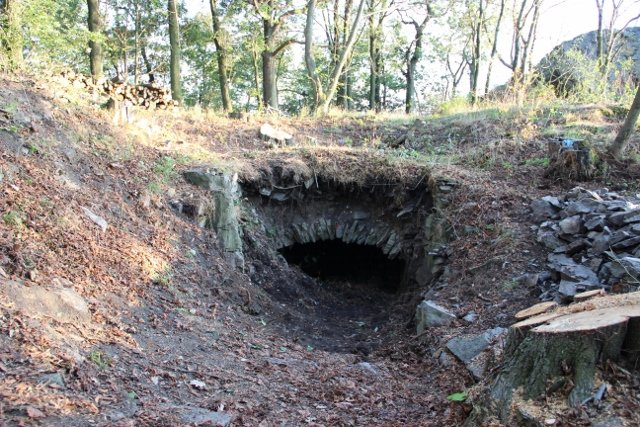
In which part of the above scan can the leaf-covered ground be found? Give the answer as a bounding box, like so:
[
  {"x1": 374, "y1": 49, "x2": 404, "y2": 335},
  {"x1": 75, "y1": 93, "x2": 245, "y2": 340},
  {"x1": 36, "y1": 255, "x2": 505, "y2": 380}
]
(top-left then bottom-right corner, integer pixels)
[{"x1": 1, "y1": 74, "x2": 640, "y2": 426}]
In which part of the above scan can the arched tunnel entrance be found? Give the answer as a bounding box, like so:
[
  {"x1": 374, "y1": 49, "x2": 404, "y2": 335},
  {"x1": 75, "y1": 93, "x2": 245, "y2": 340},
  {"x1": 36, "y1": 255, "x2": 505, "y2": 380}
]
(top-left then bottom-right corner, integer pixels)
[
  {"x1": 278, "y1": 240, "x2": 405, "y2": 294},
  {"x1": 232, "y1": 162, "x2": 452, "y2": 354},
  {"x1": 182, "y1": 163, "x2": 454, "y2": 354}
]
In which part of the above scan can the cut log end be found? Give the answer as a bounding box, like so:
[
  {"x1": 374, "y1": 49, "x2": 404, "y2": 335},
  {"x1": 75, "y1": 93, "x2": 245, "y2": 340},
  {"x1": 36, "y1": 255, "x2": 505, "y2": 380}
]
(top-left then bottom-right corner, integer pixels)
[
  {"x1": 534, "y1": 305, "x2": 640, "y2": 333},
  {"x1": 574, "y1": 289, "x2": 606, "y2": 303},
  {"x1": 515, "y1": 301, "x2": 558, "y2": 320}
]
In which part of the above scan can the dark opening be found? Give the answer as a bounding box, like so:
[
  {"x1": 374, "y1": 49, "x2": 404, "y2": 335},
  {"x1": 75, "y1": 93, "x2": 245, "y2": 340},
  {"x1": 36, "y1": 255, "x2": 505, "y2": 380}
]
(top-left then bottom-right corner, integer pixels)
[{"x1": 278, "y1": 240, "x2": 405, "y2": 293}]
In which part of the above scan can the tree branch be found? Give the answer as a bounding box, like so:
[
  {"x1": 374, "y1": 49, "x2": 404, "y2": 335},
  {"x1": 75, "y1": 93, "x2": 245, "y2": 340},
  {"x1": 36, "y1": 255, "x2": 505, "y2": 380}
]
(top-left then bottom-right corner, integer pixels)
[{"x1": 272, "y1": 38, "x2": 298, "y2": 56}]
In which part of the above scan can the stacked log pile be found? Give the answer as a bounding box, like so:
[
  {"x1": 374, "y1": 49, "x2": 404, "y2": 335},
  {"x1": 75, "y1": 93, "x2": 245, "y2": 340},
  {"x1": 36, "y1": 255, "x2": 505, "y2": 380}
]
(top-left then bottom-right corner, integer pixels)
[{"x1": 51, "y1": 70, "x2": 179, "y2": 110}]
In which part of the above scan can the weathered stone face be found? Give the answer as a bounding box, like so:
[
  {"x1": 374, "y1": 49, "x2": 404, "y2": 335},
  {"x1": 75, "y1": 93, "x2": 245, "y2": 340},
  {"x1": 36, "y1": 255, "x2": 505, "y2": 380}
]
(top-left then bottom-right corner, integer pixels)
[{"x1": 183, "y1": 169, "x2": 244, "y2": 268}]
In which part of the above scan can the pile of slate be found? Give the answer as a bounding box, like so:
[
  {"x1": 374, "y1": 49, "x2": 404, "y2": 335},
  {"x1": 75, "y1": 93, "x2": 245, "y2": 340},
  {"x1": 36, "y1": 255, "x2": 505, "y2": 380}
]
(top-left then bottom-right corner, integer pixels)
[{"x1": 531, "y1": 187, "x2": 640, "y2": 301}]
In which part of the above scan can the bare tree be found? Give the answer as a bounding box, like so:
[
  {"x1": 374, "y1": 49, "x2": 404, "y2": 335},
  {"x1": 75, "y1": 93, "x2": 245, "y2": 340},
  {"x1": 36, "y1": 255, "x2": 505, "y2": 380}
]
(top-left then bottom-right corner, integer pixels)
[
  {"x1": 499, "y1": 0, "x2": 544, "y2": 95},
  {"x1": 305, "y1": 0, "x2": 366, "y2": 114},
  {"x1": 446, "y1": 42, "x2": 469, "y2": 99},
  {"x1": 0, "y1": 0, "x2": 23, "y2": 68},
  {"x1": 399, "y1": 0, "x2": 442, "y2": 113},
  {"x1": 595, "y1": 0, "x2": 640, "y2": 77},
  {"x1": 465, "y1": 0, "x2": 486, "y2": 104},
  {"x1": 484, "y1": 0, "x2": 505, "y2": 94},
  {"x1": 368, "y1": 0, "x2": 390, "y2": 111}
]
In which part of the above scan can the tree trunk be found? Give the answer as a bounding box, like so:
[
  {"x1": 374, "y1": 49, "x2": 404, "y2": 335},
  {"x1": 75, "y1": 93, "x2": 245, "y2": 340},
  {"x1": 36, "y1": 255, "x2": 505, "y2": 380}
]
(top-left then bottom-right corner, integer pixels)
[
  {"x1": 262, "y1": 51, "x2": 278, "y2": 110},
  {"x1": 122, "y1": 45, "x2": 129, "y2": 82},
  {"x1": 337, "y1": 75, "x2": 347, "y2": 109},
  {"x1": 168, "y1": 0, "x2": 183, "y2": 103},
  {"x1": 346, "y1": 73, "x2": 353, "y2": 109},
  {"x1": 595, "y1": 0, "x2": 604, "y2": 73},
  {"x1": 469, "y1": 0, "x2": 484, "y2": 104},
  {"x1": 209, "y1": 0, "x2": 233, "y2": 112},
  {"x1": 405, "y1": 22, "x2": 426, "y2": 114},
  {"x1": 369, "y1": 53, "x2": 383, "y2": 112},
  {"x1": 374, "y1": 52, "x2": 382, "y2": 111},
  {"x1": 87, "y1": 0, "x2": 103, "y2": 79},
  {"x1": 466, "y1": 301, "x2": 640, "y2": 425},
  {"x1": 329, "y1": 0, "x2": 340, "y2": 73},
  {"x1": 368, "y1": 0, "x2": 385, "y2": 113},
  {"x1": 132, "y1": 1, "x2": 140, "y2": 85},
  {"x1": 141, "y1": 45, "x2": 155, "y2": 83},
  {"x1": 519, "y1": 0, "x2": 541, "y2": 80},
  {"x1": 405, "y1": 58, "x2": 416, "y2": 114},
  {"x1": 404, "y1": 6, "x2": 433, "y2": 115},
  {"x1": 368, "y1": 7, "x2": 376, "y2": 110},
  {"x1": 609, "y1": 84, "x2": 640, "y2": 159},
  {"x1": 0, "y1": 0, "x2": 23, "y2": 69},
  {"x1": 338, "y1": 70, "x2": 353, "y2": 110},
  {"x1": 251, "y1": 40, "x2": 262, "y2": 107},
  {"x1": 336, "y1": 0, "x2": 354, "y2": 109},
  {"x1": 484, "y1": 0, "x2": 505, "y2": 95}
]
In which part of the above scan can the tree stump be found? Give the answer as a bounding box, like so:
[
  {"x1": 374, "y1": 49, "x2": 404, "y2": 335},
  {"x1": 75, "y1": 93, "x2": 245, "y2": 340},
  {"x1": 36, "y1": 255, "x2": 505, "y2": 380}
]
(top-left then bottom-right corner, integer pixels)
[
  {"x1": 466, "y1": 296, "x2": 640, "y2": 425},
  {"x1": 547, "y1": 138, "x2": 595, "y2": 181}
]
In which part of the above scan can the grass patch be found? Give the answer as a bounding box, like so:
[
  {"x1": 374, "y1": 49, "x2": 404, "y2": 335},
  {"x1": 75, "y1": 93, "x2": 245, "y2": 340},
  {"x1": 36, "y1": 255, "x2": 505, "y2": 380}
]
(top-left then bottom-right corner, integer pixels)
[
  {"x1": 151, "y1": 268, "x2": 173, "y2": 286},
  {"x1": 2, "y1": 211, "x2": 22, "y2": 227},
  {"x1": 89, "y1": 351, "x2": 109, "y2": 369},
  {"x1": 524, "y1": 157, "x2": 550, "y2": 167},
  {"x1": 502, "y1": 278, "x2": 519, "y2": 291},
  {"x1": 1, "y1": 101, "x2": 18, "y2": 115},
  {"x1": 153, "y1": 156, "x2": 178, "y2": 182}
]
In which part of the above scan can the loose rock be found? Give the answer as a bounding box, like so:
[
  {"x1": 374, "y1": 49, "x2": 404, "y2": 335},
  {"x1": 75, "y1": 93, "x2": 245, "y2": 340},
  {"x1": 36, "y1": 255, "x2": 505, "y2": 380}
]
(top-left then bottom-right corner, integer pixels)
[
  {"x1": 530, "y1": 187, "x2": 640, "y2": 300},
  {"x1": 259, "y1": 123, "x2": 293, "y2": 147},
  {"x1": 415, "y1": 300, "x2": 456, "y2": 333}
]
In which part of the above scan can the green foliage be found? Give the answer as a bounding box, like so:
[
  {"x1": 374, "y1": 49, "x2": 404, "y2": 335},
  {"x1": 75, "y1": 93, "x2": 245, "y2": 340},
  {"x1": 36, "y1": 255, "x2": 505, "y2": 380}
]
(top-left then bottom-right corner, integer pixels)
[
  {"x1": 151, "y1": 267, "x2": 173, "y2": 286},
  {"x1": 540, "y1": 48, "x2": 637, "y2": 104},
  {"x1": 1, "y1": 101, "x2": 18, "y2": 114},
  {"x1": 182, "y1": 13, "x2": 218, "y2": 108},
  {"x1": 447, "y1": 391, "x2": 467, "y2": 402},
  {"x1": 502, "y1": 278, "x2": 519, "y2": 291},
  {"x1": 0, "y1": 124, "x2": 21, "y2": 133},
  {"x1": 0, "y1": 0, "x2": 24, "y2": 69}
]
